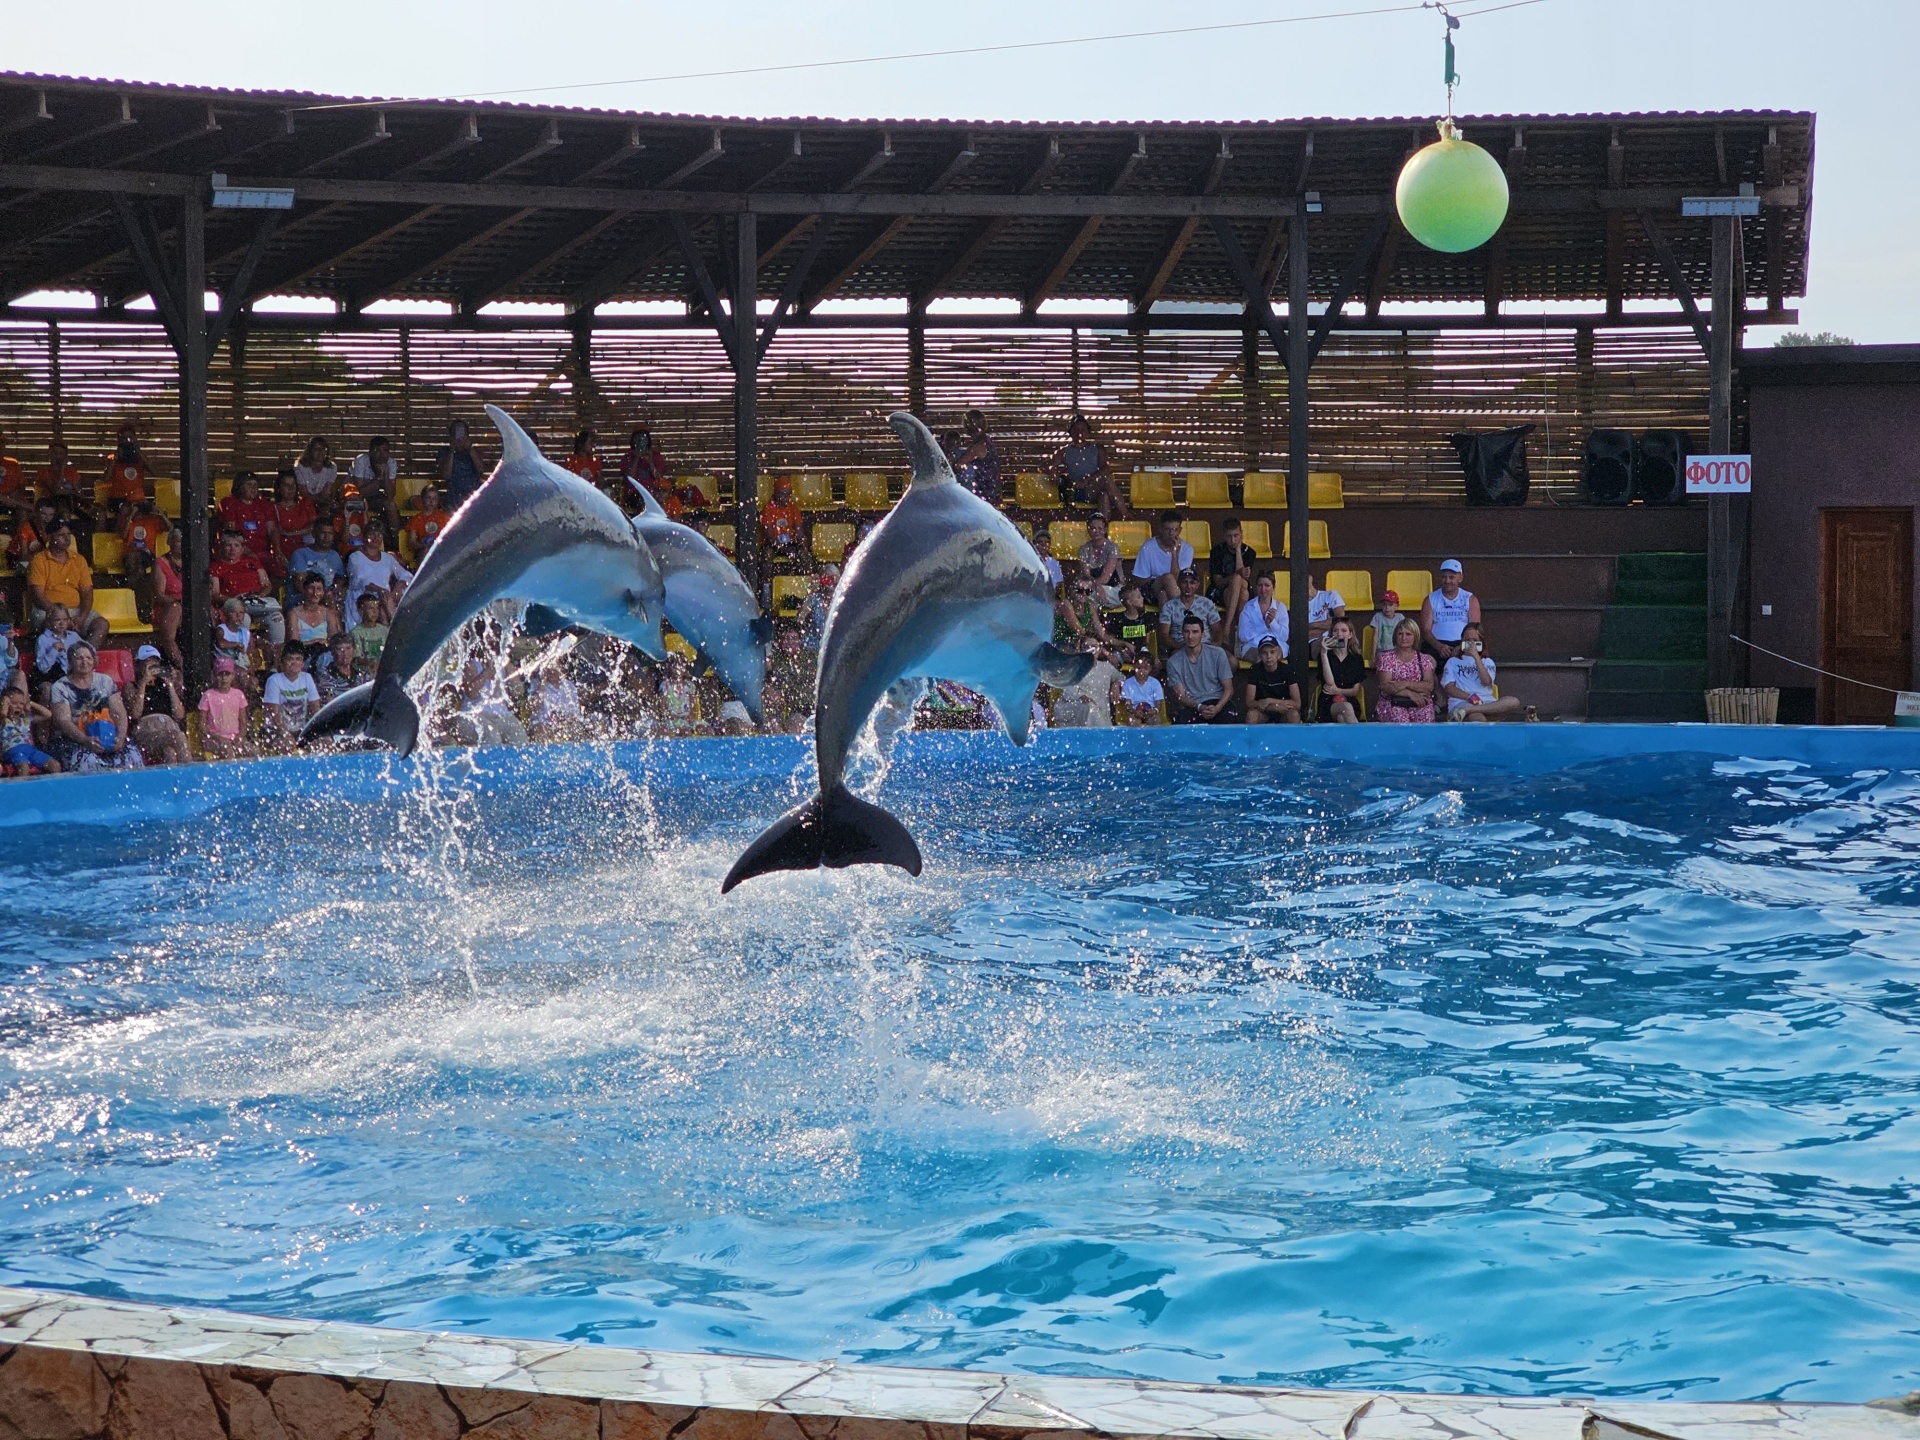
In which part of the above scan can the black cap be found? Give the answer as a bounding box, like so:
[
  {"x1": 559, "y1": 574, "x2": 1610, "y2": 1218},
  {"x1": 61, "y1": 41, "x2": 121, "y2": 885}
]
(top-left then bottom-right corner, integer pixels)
[
  {"x1": 1257, "y1": 635, "x2": 1280, "y2": 649},
  {"x1": 1178, "y1": 567, "x2": 1198, "y2": 581}
]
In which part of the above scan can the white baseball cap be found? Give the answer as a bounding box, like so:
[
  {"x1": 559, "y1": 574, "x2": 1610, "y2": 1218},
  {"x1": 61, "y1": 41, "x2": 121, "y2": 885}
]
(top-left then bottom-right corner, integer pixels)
[
  {"x1": 134, "y1": 644, "x2": 162, "y2": 661},
  {"x1": 1440, "y1": 559, "x2": 1463, "y2": 573}
]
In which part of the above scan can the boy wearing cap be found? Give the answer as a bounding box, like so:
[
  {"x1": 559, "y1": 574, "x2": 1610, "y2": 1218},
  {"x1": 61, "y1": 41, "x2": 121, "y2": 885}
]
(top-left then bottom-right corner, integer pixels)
[
  {"x1": 1242, "y1": 635, "x2": 1302, "y2": 724},
  {"x1": 127, "y1": 646, "x2": 191, "y2": 766},
  {"x1": 1368, "y1": 590, "x2": 1404, "y2": 663},
  {"x1": 1420, "y1": 560, "x2": 1481, "y2": 662},
  {"x1": 1156, "y1": 567, "x2": 1221, "y2": 651}
]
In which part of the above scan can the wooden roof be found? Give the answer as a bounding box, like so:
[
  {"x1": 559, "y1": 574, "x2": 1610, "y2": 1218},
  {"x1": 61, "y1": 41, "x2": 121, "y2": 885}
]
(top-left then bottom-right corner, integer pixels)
[{"x1": 0, "y1": 73, "x2": 1814, "y2": 320}]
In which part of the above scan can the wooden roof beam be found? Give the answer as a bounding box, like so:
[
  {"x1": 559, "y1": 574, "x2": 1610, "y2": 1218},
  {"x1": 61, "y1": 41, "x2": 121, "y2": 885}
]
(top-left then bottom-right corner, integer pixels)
[
  {"x1": 0, "y1": 90, "x2": 52, "y2": 136},
  {"x1": 841, "y1": 132, "x2": 896, "y2": 191},
  {"x1": 295, "y1": 111, "x2": 391, "y2": 175},
  {"x1": 1136, "y1": 133, "x2": 1232, "y2": 312},
  {"x1": 1635, "y1": 206, "x2": 1709, "y2": 352},
  {"x1": 564, "y1": 223, "x2": 676, "y2": 314},
  {"x1": 911, "y1": 135, "x2": 1061, "y2": 306},
  {"x1": 13, "y1": 94, "x2": 135, "y2": 163},
  {"x1": 570, "y1": 125, "x2": 645, "y2": 185},
  {"x1": 1604, "y1": 126, "x2": 1626, "y2": 318},
  {"x1": 348, "y1": 207, "x2": 533, "y2": 309},
  {"x1": 654, "y1": 129, "x2": 724, "y2": 189},
  {"x1": 480, "y1": 118, "x2": 562, "y2": 180},
  {"x1": 462, "y1": 211, "x2": 626, "y2": 312},
  {"x1": 1023, "y1": 133, "x2": 1147, "y2": 312}
]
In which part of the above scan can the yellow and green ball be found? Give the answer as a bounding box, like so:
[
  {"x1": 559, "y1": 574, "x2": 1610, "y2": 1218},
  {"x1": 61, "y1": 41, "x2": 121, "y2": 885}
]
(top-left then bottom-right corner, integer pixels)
[{"x1": 1395, "y1": 125, "x2": 1510, "y2": 254}]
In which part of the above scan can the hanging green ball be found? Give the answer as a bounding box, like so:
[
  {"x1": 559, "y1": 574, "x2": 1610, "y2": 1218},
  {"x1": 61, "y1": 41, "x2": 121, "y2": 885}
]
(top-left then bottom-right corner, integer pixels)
[{"x1": 1395, "y1": 120, "x2": 1510, "y2": 254}]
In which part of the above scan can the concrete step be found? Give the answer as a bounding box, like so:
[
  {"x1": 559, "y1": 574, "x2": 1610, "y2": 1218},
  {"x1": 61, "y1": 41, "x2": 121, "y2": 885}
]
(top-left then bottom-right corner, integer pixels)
[
  {"x1": 1588, "y1": 688, "x2": 1709, "y2": 722},
  {"x1": 1615, "y1": 551, "x2": 1708, "y2": 607},
  {"x1": 1330, "y1": 553, "x2": 1616, "y2": 607},
  {"x1": 1591, "y1": 659, "x2": 1709, "y2": 691},
  {"x1": 1597, "y1": 604, "x2": 1708, "y2": 661},
  {"x1": 1496, "y1": 661, "x2": 1591, "y2": 721},
  {"x1": 1481, "y1": 603, "x2": 1605, "y2": 659}
]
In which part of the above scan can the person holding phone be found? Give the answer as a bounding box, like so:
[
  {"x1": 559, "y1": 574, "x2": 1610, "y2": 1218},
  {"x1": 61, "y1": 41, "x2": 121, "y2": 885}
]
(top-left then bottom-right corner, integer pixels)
[
  {"x1": 1318, "y1": 617, "x2": 1366, "y2": 723},
  {"x1": 1440, "y1": 622, "x2": 1524, "y2": 721}
]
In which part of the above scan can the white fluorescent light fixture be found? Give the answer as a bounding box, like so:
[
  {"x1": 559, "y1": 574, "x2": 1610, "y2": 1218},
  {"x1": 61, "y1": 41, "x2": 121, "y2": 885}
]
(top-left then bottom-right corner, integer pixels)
[
  {"x1": 1681, "y1": 196, "x2": 1759, "y2": 217},
  {"x1": 209, "y1": 173, "x2": 295, "y2": 210}
]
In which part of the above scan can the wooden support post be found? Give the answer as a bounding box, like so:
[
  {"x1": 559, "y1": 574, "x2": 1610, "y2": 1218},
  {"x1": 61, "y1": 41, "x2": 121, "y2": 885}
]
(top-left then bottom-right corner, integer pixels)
[
  {"x1": 570, "y1": 315, "x2": 593, "y2": 431},
  {"x1": 399, "y1": 326, "x2": 413, "y2": 476},
  {"x1": 46, "y1": 321, "x2": 61, "y2": 444},
  {"x1": 229, "y1": 319, "x2": 248, "y2": 471},
  {"x1": 1241, "y1": 324, "x2": 1262, "y2": 470},
  {"x1": 1287, "y1": 212, "x2": 1310, "y2": 666},
  {"x1": 1707, "y1": 212, "x2": 1745, "y2": 690},
  {"x1": 731, "y1": 212, "x2": 761, "y2": 599},
  {"x1": 177, "y1": 194, "x2": 212, "y2": 691},
  {"x1": 907, "y1": 308, "x2": 927, "y2": 419},
  {"x1": 1069, "y1": 328, "x2": 1081, "y2": 415}
]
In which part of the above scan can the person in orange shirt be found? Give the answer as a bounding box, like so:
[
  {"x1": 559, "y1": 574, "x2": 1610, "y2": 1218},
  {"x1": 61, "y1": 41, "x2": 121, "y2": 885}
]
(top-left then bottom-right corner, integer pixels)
[
  {"x1": 120, "y1": 496, "x2": 168, "y2": 558},
  {"x1": 759, "y1": 478, "x2": 804, "y2": 559},
  {"x1": 562, "y1": 428, "x2": 602, "y2": 489},
  {"x1": 101, "y1": 423, "x2": 151, "y2": 525},
  {"x1": 403, "y1": 484, "x2": 452, "y2": 563},
  {"x1": 32, "y1": 440, "x2": 83, "y2": 513},
  {"x1": 27, "y1": 521, "x2": 107, "y2": 645},
  {"x1": 0, "y1": 431, "x2": 27, "y2": 518}
]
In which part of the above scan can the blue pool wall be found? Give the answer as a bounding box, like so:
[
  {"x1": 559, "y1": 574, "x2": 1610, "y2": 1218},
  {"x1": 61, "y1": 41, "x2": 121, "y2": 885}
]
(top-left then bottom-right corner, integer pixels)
[{"x1": 0, "y1": 723, "x2": 1909, "y2": 829}]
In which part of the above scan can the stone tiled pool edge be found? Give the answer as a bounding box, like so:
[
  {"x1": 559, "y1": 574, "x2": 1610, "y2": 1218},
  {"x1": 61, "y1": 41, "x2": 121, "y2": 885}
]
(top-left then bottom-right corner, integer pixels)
[{"x1": 0, "y1": 1287, "x2": 1911, "y2": 1440}]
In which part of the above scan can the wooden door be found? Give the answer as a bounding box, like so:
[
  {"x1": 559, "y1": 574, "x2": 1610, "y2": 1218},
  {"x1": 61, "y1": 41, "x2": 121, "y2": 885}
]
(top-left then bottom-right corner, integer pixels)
[{"x1": 1820, "y1": 508, "x2": 1913, "y2": 725}]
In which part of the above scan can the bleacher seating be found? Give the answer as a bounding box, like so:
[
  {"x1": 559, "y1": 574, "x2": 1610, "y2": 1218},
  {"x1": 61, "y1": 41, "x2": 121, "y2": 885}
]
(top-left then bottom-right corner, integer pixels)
[
  {"x1": 1239, "y1": 520, "x2": 1273, "y2": 558},
  {"x1": 1181, "y1": 519, "x2": 1213, "y2": 559},
  {"x1": 1324, "y1": 568, "x2": 1375, "y2": 610},
  {"x1": 1282, "y1": 520, "x2": 1331, "y2": 560},
  {"x1": 95, "y1": 648, "x2": 135, "y2": 690},
  {"x1": 1049, "y1": 520, "x2": 1090, "y2": 557},
  {"x1": 213, "y1": 477, "x2": 232, "y2": 503},
  {"x1": 396, "y1": 474, "x2": 429, "y2": 512},
  {"x1": 1185, "y1": 472, "x2": 1232, "y2": 508},
  {"x1": 154, "y1": 479, "x2": 182, "y2": 517},
  {"x1": 811, "y1": 523, "x2": 855, "y2": 564},
  {"x1": 771, "y1": 574, "x2": 812, "y2": 616},
  {"x1": 706, "y1": 524, "x2": 736, "y2": 557},
  {"x1": 95, "y1": 589, "x2": 147, "y2": 636},
  {"x1": 1129, "y1": 472, "x2": 1175, "y2": 510},
  {"x1": 679, "y1": 474, "x2": 720, "y2": 507},
  {"x1": 792, "y1": 473, "x2": 835, "y2": 511},
  {"x1": 1014, "y1": 472, "x2": 1061, "y2": 510},
  {"x1": 1243, "y1": 472, "x2": 1286, "y2": 508},
  {"x1": 1111, "y1": 520, "x2": 1151, "y2": 559},
  {"x1": 1308, "y1": 472, "x2": 1346, "y2": 509},
  {"x1": 664, "y1": 633, "x2": 698, "y2": 661},
  {"x1": 91, "y1": 533, "x2": 125, "y2": 575},
  {"x1": 844, "y1": 473, "x2": 892, "y2": 511},
  {"x1": 1386, "y1": 569, "x2": 1435, "y2": 606}
]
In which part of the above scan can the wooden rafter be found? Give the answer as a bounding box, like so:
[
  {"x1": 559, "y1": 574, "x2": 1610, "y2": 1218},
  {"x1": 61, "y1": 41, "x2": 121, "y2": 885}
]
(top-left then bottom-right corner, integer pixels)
[
  {"x1": 1136, "y1": 133, "x2": 1232, "y2": 312},
  {"x1": 1024, "y1": 133, "x2": 1147, "y2": 312}
]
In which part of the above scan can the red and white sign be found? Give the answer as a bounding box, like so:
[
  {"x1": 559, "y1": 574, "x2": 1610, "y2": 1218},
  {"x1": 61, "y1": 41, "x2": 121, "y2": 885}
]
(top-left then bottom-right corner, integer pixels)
[{"x1": 1684, "y1": 454, "x2": 1752, "y2": 495}]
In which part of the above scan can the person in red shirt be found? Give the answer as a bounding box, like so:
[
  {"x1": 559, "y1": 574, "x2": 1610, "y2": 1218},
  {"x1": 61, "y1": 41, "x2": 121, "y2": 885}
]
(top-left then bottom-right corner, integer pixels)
[
  {"x1": 618, "y1": 426, "x2": 667, "y2": 512},
  {"x1": 218, "y1": 472, "x2": 278, "y2": 566},
  {"x1": 759, "y1": 478, "x2": 804, "y2": 558},
  {"x1": 0, "y1": 431, "x2": 27, "y2": 518},
  {"x1": 32, "y1": 440, "x2": 83, "y2": 514},
  {"x1": 101, "y1": 422, "x2": 150, "y2": 527},
  {"x1": 403, "y1": 484, "x2": 452, "y2": 564},
  {"x1": 129, "y1": 529, "x2": 185, "y2": 672},
  {"x1": 562, "y1": 428, "x2": 601, "y2": 489},
  {"x1": 209, "y1": 528, "x2": 286, "y2": 647},
  {"x1": 270, "y1": 469, "x2": 316, "y2": 577}
]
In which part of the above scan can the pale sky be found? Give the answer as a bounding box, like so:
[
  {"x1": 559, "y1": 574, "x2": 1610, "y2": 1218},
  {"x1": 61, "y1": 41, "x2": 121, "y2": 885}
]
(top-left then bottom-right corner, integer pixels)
[{"x1": 10, "y1": 0, "x2": 1917, "y2": 342}]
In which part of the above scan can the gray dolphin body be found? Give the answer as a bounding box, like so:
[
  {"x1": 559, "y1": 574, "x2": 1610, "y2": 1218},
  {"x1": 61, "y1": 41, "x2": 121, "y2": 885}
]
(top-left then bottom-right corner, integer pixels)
[
  {"x1": 721, "y1": 411, "x2": 1092, "y2": 893},
  {"x1": 629, "y1": 484, "x2": 770, "y2": 724},
  {"x1": 301, "y1": 404, "x2": 667, "y2": 755}
]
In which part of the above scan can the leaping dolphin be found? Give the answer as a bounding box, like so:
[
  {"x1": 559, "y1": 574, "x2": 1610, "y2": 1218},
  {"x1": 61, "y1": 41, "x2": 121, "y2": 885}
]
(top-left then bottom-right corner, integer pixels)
[
  {"x1": 721, "y1": 410, "x2": 1092, "y2": 894},
  {"x1": 302, "y1": 404, "x2": 668, "y2": 755}
]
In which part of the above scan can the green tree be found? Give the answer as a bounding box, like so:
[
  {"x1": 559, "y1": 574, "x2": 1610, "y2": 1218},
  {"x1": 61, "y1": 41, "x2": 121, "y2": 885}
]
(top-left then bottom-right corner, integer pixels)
[{"x1": 1773, "y1": 331, "x2": 1855, "y2": 348}]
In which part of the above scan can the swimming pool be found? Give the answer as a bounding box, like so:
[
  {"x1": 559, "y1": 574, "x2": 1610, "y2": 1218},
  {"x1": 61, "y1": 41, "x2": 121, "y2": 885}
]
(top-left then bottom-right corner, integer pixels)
[{"x1": 1, "y1": 727, "x2": 1916, "y2": 1405}]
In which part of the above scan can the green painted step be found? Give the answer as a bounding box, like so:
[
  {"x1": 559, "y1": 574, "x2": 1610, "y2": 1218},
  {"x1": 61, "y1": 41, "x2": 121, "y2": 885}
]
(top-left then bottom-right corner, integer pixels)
[
  {"x1": 1588, "y1": 689, "x2": 1709, "y2": 722},
  {"x1": 1597, "y1": 604, "x2": 1707, "y2": 661},
  {"x1": 1614, "y1": 551, "x2": 1707, "y2": 607},
  {"x1": 1590, "y1": 659, "x2": 1709, "y2": 692}
]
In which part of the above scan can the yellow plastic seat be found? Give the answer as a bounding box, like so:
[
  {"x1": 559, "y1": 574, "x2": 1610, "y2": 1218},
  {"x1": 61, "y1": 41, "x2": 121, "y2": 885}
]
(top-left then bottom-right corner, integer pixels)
[
  {"x1": 844, "y1": 472, "x2": 892, "y2": 511},
  {"x1": 1050, "y1": 520, "x2": 1090, "y2": 558},
  {"x1": 1129, "y1": 472, "x2": 1176, "y2": 510},
  {"x1": 153, "y1": 478, "x2": 183, "y2": 518},
  {"x1": 792, "y1": 473, "x2": 835, "y2": 511},
  {"x1": 394, "y1": 474, "x2": 428, "y2": 513},
  {"x1": 95, "y1": 587, "x2": 147, "y2": 635},
  {"x1": 679, "y1": 474, "x2": 721, "y2": 507},
  {"x1": 1181, "y1": 519, "x2": 1213, "y2": 559},
  {"x1": 664, "y1": 632, "x2": 698, "y2": 661},
  {"x1": 1282, "y1": 520, "x2": 1331, "y2": 560},
  {"x1": 1362, "y1": 628, "x2": 1377, "y2": 667},
  {"x1": 1308, "y1": 472, "x2": 1346, "y2": 510},
  {"x1": 1242, "y1": 472, "x2": 1287, "y2": 508},
  {"x1": 1324, "y1": 568, "x2": 1375, "y2": 611},
  {"x1": 757, "y1": 474, "x2": 782, "y2": 506},
  {"x1": 1386, "y1": 569, "x2": 1435, "y2": 607},
  {"x1": 1239, "y1": 520, "x2": 1273, "y2": 558},
  {"x1": 1015, "y1": 472, "x2": 1061, "y2": 510},
  {"x1": 213, "y1": 477, "x2": 232, "y2": 503},
  {"x1": 1111, "y1": 520, "x2": 1152, "y2": 558},
  {"x1": 1185, "y1": 472, "x2": 1232, "y2": 508},
  {"x1": 811, "y1": 522, "x2": 856, "y2": 564},
  {"x1": 91, "y1": 532, "x2": 126, "y2": 574},
  {"x1": 1015, "y1": 520, "x2": 1034, "y2": 541},
  {"x1": 706, "y1": 523, "x2": 736, "y2": 557},
  {"x1": 772, "y1": 574, "x2": 812, "y2": 616}
]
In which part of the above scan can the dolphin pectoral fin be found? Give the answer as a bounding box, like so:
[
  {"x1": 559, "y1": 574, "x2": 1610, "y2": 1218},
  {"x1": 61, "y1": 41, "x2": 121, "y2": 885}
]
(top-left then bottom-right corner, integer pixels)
[
  {"x1": 624, "y1": 593, "x2": 668, "y2": 660},
  {"x1": 750, "y1": 614, "x2": 774, "y2": 644},
  {"x1": 522, "y1": 603, "x2": 571, "y2": 638},
  {"x1": 300, "y1": 676, "x2": 422, "y2": 756},
  {"x1": 721, "y1": 784, "x2": 923, "y2": 894},
  {"x1": 1031, "y1": 640, "x2": 1096, "y2": 687}
]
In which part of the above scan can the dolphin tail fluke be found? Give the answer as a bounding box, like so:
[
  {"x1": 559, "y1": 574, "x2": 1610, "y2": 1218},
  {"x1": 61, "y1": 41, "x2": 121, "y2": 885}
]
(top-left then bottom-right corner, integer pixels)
[
  {"x1": 299, "y1": 675, "x2": 422, "y2": 756},
  {"x1": 721, "y1": 784, "x2": 922, "y2": 893},
  {"x1": 1032, "y1": 640, "x2": 1096, "y2": 687}
]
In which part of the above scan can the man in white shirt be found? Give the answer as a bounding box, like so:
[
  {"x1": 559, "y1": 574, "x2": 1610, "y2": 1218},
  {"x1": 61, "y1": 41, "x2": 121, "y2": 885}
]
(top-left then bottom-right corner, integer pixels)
[
  {"x1": 1440, "y1": 622, "x2": 1523, "y2": 721},
  {"x1": 1306, "y1": 573, "x2": 1346, "y2": 655},
  {"x1": 1235, "y1": 571, "x2": 1290, "y2": 658},
  {"x1": 347, "y1": 435, "x2": 402, "y2": 533},
  {"x1": 1130, "y1": 509, "x2": 1193, "y2": 604},
  {"x1": 1420, "y1": 558, "x2": 1481, "y2": 662}
]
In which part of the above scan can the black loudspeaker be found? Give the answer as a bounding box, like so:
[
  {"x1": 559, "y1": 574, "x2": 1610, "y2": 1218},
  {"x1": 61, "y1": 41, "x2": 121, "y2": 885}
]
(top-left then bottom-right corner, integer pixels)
[
  {"x1": 1583, "y1": 429, "x2": 1636, "y2": 506},
  {"x1": 1449, "y1": 424, "x2": 1534, "y2": 506},
  {"x1": 1635, "y1": 430, "x2": 1692, "y2": 506}
]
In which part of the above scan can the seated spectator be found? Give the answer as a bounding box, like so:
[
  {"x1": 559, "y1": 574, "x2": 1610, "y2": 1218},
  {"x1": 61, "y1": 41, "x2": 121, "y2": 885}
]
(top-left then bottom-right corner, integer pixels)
[
  {"x1": 664, "y1": 474, "x2": 712, "y2": 519},
  {"x1": 0, "y1": 432, "x2": 23, "y2": 518},
  {"x1": 1234, "y1": 571, "x2": 1290, "y2": 659},
  {"x1": 1158, "y1": 567, "x2": 1221, "y2": 651},
  {"x1": 286, "y1": 574, "x2": 341, "y2": 662},
  {"x1": 1054, "y1": 575, "x2": 1108, "y2": 646},
  {"x1": 49, "y1": 642, "x2": 139, "y2": 772},
  {"x1": 219, "y1": 472, "x2": 277, "y2": 566},
  {"x1": 764, "y1": 625, "x2": 814, "y2": 733},
  {"x1": 0, "y1": 688, "x2": 58, "y2": 775},
  {"x1": 100, "y1": 423, "x2": 150, "y2": 527},
  {"x1": 196, "y1": 657, "x2": 252, "y2": 759},
  {"x1": 1318, "y1": 618, "x2": 1366, "y2": 723},
  {"x1": 528, "y1": 663, "x2": 587, "y2": 742},
  {"x1": 1306, "y1": 572, "x2": 1346, "y2": 655},
  {"x1": 120, "y1": 495, "x2": 168, "y2": 559},
  {"x1": 32, "y1": 606, "x2": 81, "y2": 692},
  {"x1": 294, "y1": 436, "x2": 338, "y2": 517},
  {"x1": 1243, "y1": 636, "x2": 1302, "y2": 724},
  {"x1": 1368, "y1": 589, "x2": 1404, "y2": 661},
  {"x1": 1032, "y1": 526, "x2": 1065, "y2": 589},
  {"x1": 1050, "y1": 642, "x2": 1123, "y2": 728},
  {"x1": 798, "y1": 566, "x2": 836, "y2": 652},
  {"x1": 618, "y1": 426, "x2": 668, "y2": 508},
  {"x1": 0, "y1": 623, "x2": 22, "y2": 697},
  {"x1": 1419, "y1": 559, "x2": 1480, "y2": 662},
  {"x1": 658, "y1": 654, "x2": 698, "y2": 733},
  {"x1": 1208, "y1": 516, "x2": 1256, "y2": 638},
  {"x1": 126, "y1": 646, "x2": 190, "y2": 765},
  {"x1": 562, "y1": 428, "x2": 602, "y2": 488},
  {"x1": 262, "y1": 646, "x2": 321, "y2": 749},
  {"x1": 404, "y1": 484, "x2": 451, "y2": 563},
  {"x1": 1131, "y1": 509, "x2": 1192, "y2": 605},
  {"x1": 1376, "y1": 617, "x2": 1437, "y2": 723},
  {"x1": 1052, "y1": 414, "x2": 1127, "y2": 521},
  {"x1": 760, "y1": 479, "x2": 805, "y2": 558},
  {"x1": 214, "y1": 597, "x2": 261, "y2": 692},
  {"x1": 951, "y1": 409, "x2": 1001, "y2": 505},
  {"x1": 1077, "y1": 514, "x2": 1124, "y2": 607},
  {"x1": 1118, "y1": 646, "x2": 1165, "y2": 726},
  {"x1": 289, "y1": 519, "x2": 345, "y2": 602},
  {"x1": 348, "y1": 592, "x2": 389, "y2": 680},
  {"x1": 1165, "y1": 615, "x2": 1235, "y2": 724},
  {"x1": 1110, "y1": 581, "x2": 1156, "y2": 659},
  {"x1": 27, "y1": 521, "x2": 107, "y2": 646},
  {"x1": 10, "y1": 499, "x2": 56, "y2": 566},
  {"x1": 346, "y1": 435, "x2": 402, "y2": 534},
  {"x1": 1441, "y1": 622, "x2": 1526, "y2": 721},
  {"x1": 436, "y1": 420, "x2": 488, "y2": 511},
  {"x1": 271, "y1": 469, "x2": 317, "y2": 576},
  {"x1": 315, "y1": 632, "x2": 359, "y2": 702},
  {"x1": 345, "y1": 526, "x2": 412, "y2": 624},
  {"x1": 210, "y1": 528, "x2": 285, "y2": 647},
  {"x1": 137, "y1": 533, "x2": 184, "y2": 672},
  {"x1": 32, "y1": 440, "x2": 83, "y2": 515}
]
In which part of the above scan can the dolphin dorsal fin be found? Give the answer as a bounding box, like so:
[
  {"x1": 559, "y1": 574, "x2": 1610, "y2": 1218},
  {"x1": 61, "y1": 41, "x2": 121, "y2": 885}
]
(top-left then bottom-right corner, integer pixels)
[
  {"x1": 485, "y1": 404, "x2": 543, "y2": 468},
  {"x1": 630, "y1": 479, "x2": 668, "y2": 520},
  {"x1": 888, "y1": 411, "x2": 957, "y2": 489}
]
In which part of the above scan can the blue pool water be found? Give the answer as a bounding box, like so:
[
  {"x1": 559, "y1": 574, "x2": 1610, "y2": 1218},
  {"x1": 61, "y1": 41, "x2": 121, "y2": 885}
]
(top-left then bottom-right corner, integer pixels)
[{"x1": 1, "y1": 730, "x2": 1917, "y2": 1403}]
